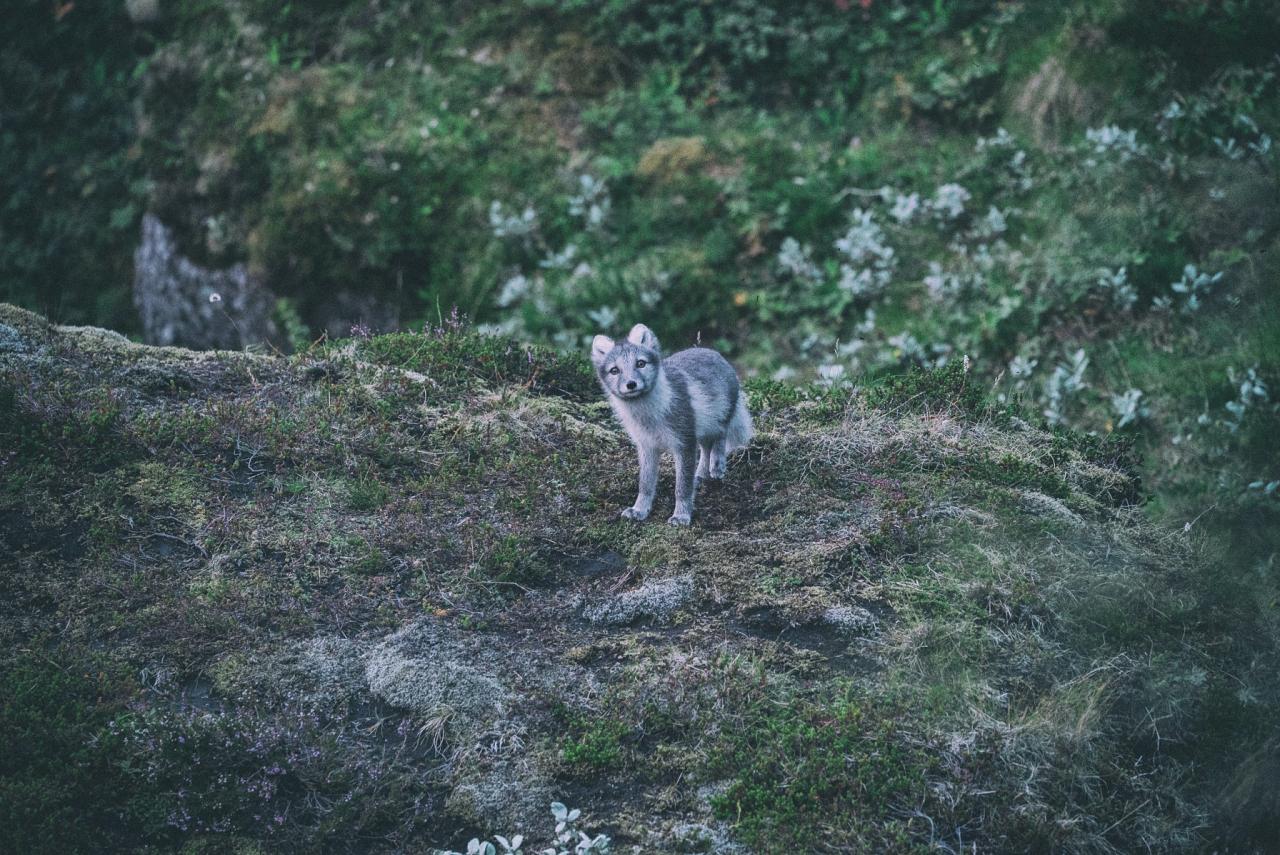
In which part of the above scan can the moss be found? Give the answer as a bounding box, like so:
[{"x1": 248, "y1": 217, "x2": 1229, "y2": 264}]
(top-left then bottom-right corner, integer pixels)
[
  {"x1": 861, "y1": 360, "x2": 992, "y2": 421},
  {"x1": 636, "y1": 136, "x2": 710, "y2": 182},
  {"x1": 343, "y1": 329, "x2": 597, "y2": 401},
  {"x1": 345, "y1": 473, "x2": 390, "y2": 512},
  {"x1": 477, "y1": 532, "x2": 550, "y2": 586},
  {"x1": 709, "y1": 689, "x2": 931, "y2": 849},
  {"x1": 582, "y1": 575, "x2": 694, "y2": 626}
]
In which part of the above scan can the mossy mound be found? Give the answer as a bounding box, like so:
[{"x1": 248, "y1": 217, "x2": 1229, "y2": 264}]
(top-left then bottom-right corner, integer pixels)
[{"x1": 1, "y1": 304, "x2": 1272, "y2": 852}]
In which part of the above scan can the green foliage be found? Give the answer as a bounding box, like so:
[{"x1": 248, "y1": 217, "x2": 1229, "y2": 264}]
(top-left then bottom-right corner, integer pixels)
[
  {"x1": 0, "y1": 0, "x2": 146, "y2": 331},
  {"x1": 861, "y1": 360, "x2": 988, "y2": 418},
  {"x1": 346, "y1": 472, "x2": 390, "y2": 512},
  {"x1": 710, "y1": 690, "x2": 929, "y2": 849},
  {"x1": 0, "y1": 659, "x2": 140, "y2": 855},
  {"x1": 0, "y1": 373, "x2": 133, "y2": 472},
  {"x1": 560, "y1": 712, "x2": 627, "y2": 773}
]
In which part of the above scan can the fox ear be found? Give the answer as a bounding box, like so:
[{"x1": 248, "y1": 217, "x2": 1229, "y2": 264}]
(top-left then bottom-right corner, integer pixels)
[
  {"x1": 627, "y1": 323, "x2": 659, "y2": 351},
  {"x1": 590, "y1": 334, "x2": 614, "y2": 365}
]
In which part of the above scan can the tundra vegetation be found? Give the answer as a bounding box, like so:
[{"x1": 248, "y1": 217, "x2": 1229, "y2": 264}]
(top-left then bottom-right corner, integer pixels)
[
  {"x1": 1, "y1": 0, "x2": 1279, "y2": 851},
  {"x1": 1, "y1": 303, "x2": 1276, "y2": 851}
]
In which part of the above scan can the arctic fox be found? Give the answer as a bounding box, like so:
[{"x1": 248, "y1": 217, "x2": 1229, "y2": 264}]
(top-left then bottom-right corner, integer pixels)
[{"x1": 591, "y1": 323, "x2": 753, "y2": 526}]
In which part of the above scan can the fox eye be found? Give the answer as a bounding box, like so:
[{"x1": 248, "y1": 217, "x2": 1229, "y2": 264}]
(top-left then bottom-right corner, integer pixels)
[
  {"x1": 609, "y1": 367, "x2": 620, "y2": 375},
  {"x1": 636, "y1": 360, "x2": 647, "y2": 368}
]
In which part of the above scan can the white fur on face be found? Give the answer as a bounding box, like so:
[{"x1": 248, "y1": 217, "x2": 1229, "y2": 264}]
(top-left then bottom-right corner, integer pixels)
[{"x1": 610, "y1": 370, "x2": 675, "y2": 449}]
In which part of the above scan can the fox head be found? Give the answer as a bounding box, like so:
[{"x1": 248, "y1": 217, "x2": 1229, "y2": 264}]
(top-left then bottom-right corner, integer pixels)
[{"x1": 591, "y1": 323, "x2": 661, "y2": 401}]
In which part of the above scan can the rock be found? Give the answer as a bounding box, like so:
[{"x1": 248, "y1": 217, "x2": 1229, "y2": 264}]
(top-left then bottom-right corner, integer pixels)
[
  {"x1": 133, "y1": 213, "x2": 278, "y2": 350},
  {"x1": 125, "y1": 0, "x2": 160, "y2": 24}
]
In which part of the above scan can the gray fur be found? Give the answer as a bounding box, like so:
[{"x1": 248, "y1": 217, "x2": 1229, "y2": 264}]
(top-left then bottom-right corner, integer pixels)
[{"x1": 591, "y1": 324, "x2": 754, "y2": 526}]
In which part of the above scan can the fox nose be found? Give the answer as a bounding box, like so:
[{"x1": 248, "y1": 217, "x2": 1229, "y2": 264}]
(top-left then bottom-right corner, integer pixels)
[{"x1": 626, "y1": 380, "x2": 637, "y2": 390}]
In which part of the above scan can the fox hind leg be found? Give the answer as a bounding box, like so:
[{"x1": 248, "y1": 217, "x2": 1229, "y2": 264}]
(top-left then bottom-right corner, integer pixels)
[
  {"x1": 708, "y1": 437, "x2": 728, "y2": 479},
  {"x1": 695, "y1": 443, "x2": 712, "y2": 481}
]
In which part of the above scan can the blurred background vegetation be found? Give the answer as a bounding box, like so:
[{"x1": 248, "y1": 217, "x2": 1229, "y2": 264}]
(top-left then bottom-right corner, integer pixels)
[{"x1": 3, "y1": 0, "x2": 1278, "y2": 616}]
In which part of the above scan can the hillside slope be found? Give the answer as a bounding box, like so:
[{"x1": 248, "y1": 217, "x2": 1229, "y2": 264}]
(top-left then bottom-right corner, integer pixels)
[{"x1": 1, "y1": 302, "x2": 1275, "y2": 852}]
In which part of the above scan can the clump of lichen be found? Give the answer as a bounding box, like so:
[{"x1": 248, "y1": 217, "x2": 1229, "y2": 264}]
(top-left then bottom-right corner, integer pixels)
[{"x1": 582, "y1": 575, "x2": 693, "y2": 625}]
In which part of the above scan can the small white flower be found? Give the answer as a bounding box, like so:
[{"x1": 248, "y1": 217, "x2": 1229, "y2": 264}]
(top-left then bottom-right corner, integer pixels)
[
  {"x1": 1009, "y1": 355, "x2": 1037, "y2": 379},
  {"x1": 496, "y1": 274, "x2": 531, "y2": 307},
  {"x1": 777, "y1": 237, "x2": 822, "y2": 282},
  {"x1": 772, "y1": 365, "x2": 798, "y2": 381},
  {"x1": 817, "y1": 363, "x2": 846, "y2": 385},
  {"x1": 890, "y1": 192, "x2": 920, "y2": 223},
  {"x1": 979, "y1": 206, "x2": 1007, "y2": 236},
  {"x1": 1085, "y1": 125, "x2": 1145, "y2": 161},
  {"x1": 539, "y1": 243, "x2": 577, "y2": 270},
  {"x1": 1111, "y1": 387, "x2": 1148, "y2": 428},
  {"x1": 976, "y1": 127, "x2": 1015, "y2": 151},
  {"x1": 209, "y1": 292, "x2": 222, "y2": 303},
  {"x1": 1097, "y1": 266, "x2": 1136, "y2": 309},
  {"x1": 931, "y1": 183, "x2": 971, "y2": 220},
  {"x1": 1213, "y1": 136, "x2": 1243, "y2": 160}
]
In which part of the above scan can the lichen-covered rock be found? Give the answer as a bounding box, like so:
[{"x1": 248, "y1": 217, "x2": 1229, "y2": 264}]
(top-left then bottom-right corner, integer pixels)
[
  {"x1": 821, "y1": 604, "x2": 877, "y2": 634},
  {"x1": 446, "y1": 754, "x2": 556, "y2": 834},
  {"x1": 582, "y1": 574, "x2": 694, "y2": 626},
  {"x1": 364, "y1": 622, "x2": 510, "y2": 729},
  {"x1": 220, "y1": 637, "x2": 370, "y2": 709}
]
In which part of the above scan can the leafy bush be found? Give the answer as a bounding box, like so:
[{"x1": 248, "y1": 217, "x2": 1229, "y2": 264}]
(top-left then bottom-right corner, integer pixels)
[{"x1": 0, "y1": 0, "x2": 146, "y2": 331}]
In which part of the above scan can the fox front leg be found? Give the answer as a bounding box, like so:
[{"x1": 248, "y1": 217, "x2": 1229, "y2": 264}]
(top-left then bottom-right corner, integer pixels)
[
  {"x1": 621, "y1": 444, "x2": 659, "y2": 521},
  {"x1": 668, "y1": 443, "x2": 697, "y2": 526}
]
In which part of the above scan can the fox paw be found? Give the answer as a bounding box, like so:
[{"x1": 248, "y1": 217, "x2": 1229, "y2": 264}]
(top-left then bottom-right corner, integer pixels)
[
  {"x1": 707, "y1": 463, "x2": 726, "y2": 479},
  {"x1": 667, "y1": 512, "x2": 692, "y2": 527},
  {"x1": 620, "y1": 507, "x2": 649, "y2": 521}
]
